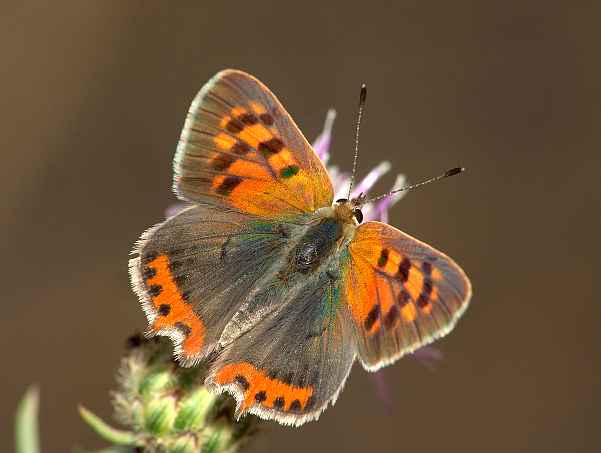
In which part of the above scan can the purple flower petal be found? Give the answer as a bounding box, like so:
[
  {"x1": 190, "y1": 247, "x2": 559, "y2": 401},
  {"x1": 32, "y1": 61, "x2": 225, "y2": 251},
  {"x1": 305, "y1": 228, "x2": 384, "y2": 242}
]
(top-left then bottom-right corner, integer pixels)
[
  {"x1": 371, "y1": 174, "x2": 407, "y2": 223},
  {"x1": 411, "y1": 345, "x2": 444, "y2": 371},
  {"x1": 370, "y1": 370, "x2": 394, "y2": 414},
  {"x1": 351, "y1": 161, "x2": 391, "y2": 198},
  {"x1": 329, "y1": 167, "x2": 352, "y2": 200},
  {"x1": 331, "y1": 161, "x2": 394, "y2": 203},
  {"x1": 312, "y1": 109, "x2": 336, "y2": 164},
  {"x1": 370, "y1": 347, "x2": 444, "y2": 412}
]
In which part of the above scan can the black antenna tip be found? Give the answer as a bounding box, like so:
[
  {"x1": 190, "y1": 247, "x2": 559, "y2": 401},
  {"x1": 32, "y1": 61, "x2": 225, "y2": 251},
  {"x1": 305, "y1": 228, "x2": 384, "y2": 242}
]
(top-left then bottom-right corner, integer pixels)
[
  {"x1": 445, "y1": 167, "x2": 465, "y2": 177},
  {"x1": 359, "y1": 84, "x2": 367, "y2": 104}
]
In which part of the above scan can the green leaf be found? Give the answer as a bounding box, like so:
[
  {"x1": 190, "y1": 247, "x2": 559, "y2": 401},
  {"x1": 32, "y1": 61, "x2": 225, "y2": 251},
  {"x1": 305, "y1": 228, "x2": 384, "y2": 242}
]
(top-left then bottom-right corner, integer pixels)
[
  {"x1": 15, "y1": 386, "x2": 40, "y2": 453},
  {"x1": 78, "y1": 405, "x2": 140, "y2": 446}
]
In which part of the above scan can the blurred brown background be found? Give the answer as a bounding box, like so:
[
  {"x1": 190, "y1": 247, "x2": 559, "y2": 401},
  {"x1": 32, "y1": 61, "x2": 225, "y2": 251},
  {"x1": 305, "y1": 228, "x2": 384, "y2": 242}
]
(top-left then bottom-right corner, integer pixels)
[{"x1": 1, "y1": 1, "x2": 599, "y2": 452}]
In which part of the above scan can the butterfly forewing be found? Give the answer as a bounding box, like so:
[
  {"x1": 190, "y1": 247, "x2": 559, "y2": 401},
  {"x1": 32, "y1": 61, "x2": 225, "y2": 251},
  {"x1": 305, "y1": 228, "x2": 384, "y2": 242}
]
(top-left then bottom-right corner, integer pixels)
[
  {"x1": 175, "y1": 70, "x2": 333, "y2": 217},
  {"x1": 343, "y1": 221, "x2": 472, "y2": 370}
]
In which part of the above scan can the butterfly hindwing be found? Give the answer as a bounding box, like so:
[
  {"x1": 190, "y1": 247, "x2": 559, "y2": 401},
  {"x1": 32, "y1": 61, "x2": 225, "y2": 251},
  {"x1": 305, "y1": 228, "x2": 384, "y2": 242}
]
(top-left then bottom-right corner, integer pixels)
[
  {"x1": 206, "y1": 270, "x2": 357, "y2": 426},
  {"x1": 129, "y1": 203, "x2": 294, "y2": 365},
  {"x1": 175, "y1": 69, "x2": 334, "y2": 216},
  {"x1": 343, "y1": 221, "x2": 472, "y2": 370}
]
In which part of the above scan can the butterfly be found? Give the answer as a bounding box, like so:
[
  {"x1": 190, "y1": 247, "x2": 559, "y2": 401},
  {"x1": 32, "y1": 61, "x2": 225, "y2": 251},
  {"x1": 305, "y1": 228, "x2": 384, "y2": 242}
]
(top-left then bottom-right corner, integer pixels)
[{"x1": 129, "y1": 69, "x2": 472, "y2": 426}]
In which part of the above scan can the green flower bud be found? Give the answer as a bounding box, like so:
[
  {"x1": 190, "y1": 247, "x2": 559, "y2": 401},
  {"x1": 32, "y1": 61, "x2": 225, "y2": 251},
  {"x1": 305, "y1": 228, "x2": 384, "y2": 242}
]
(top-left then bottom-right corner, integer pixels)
[
  {"x1": 171, "y1": 434, "x2": 199, "y2": 453},
  {"x1": 144, "y1": 395, "x2": 177, "y2": 435},
  {"x1": 80, "y1": 334, "x2": 259, "y2": 452},
  {"x1": 174, "y1": 387, "x2": 214, "y2": 432},
  {"x1": 139, "y1": 369, "x2": 175, "y2": 398}
]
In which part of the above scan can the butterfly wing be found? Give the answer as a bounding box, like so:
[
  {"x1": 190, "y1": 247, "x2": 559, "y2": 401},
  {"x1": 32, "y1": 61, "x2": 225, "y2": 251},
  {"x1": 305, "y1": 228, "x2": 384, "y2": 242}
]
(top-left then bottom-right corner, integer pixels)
[
  {"x1": 343, "y1": 221, "x2": 472, "y2": 371},
  {"x1": 175, "y1": 69, "x2": 334, "y2": 217},
  {"x1": 206, "y1": 272, "x2": 356, "y2": 426},
  {"x1": 129, "y1": 204, "x2": 299, "y2": 365}
]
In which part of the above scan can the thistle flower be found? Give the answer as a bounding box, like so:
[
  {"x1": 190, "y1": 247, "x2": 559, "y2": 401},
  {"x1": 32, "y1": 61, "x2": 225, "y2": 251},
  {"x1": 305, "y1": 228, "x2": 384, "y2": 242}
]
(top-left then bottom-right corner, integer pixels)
[{"x1": 79, "y1": 335, "x2": 257, "y2": 453}]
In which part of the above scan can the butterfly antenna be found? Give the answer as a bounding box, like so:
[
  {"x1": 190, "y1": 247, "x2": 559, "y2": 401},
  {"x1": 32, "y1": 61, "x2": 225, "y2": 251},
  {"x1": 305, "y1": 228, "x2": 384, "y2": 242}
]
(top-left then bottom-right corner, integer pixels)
[
  {"x1": 347, "y1": 83, "x2": 367, "y2": 198},
  {"x1": 365, "y1": 167, "x2": 466, "y2": 204}
]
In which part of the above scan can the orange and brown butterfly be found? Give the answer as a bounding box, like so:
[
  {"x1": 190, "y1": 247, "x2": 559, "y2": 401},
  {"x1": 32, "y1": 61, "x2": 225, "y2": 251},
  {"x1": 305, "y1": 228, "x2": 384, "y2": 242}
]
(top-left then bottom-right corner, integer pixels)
[{"x1": 129, "y1": 69, "x2": 472, "y2": 426}]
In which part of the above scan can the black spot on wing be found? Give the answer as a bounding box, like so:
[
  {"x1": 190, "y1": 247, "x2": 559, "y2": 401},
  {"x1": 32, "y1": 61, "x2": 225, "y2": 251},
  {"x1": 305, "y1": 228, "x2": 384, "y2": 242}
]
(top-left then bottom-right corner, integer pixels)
[
  {"x1": 417, "y1": 293, "x2": 431, "y2": 308},
  {"x1": 174, "y1": 322, "x2": 192, "y2": 337},
  {"x1": 143, "y1": 266, "x2": 156, "y2": 280},
  {"x1": 258, "y1": 138, "x2": 284, "y2": 157},
  {"x1": 423, "y1": 279, "x2": 433, "y2": 295},
  {"x1": 210, "y1": 154, "x2": 236, "y2": 172},
  {"x1": 398, "y1": 258, "x2": 411, "y2": 282},
  {"x1": 216, "y1": 176, "x2": 243, "y2": 196},
  {"x1": 235, "y1": 375, "x2": 249, "y2": 391},
  {"x1": 364, "y1": 304, "x2": 381, "y2": 330},
  {"x1": 273, "y1": 396, "x2": 285, "y2": 409},
  {"x1": 422, "y1": 261, "x2": 433, "y2": 275},
  {"x1": 238, "y1": 113, "x2": 258, "y2": 125},
  {"x1": 254, "y1": 391, "x2": 267, "y2": 403},
  {"x1": 384, "y1": 305, "x2": 399, "y2": 328},
  {"x1": 260, "y1": 113, "x2": 274, "y2": 125},
  {"x1": 398, "y1": 290, "x2": 411, "y2": 306},
  {"x1": 232, "y1": 142, "x2": 251, "y2": 155},
  {"x1": 148, "y1": 284, "x2": 162, "y2": 297},
  {"x1": 377, "y1": 249, "x2": 389, "y2": 267},
  {"x1": 225, "y1": 119, "x2": 243, "y2": 133}
]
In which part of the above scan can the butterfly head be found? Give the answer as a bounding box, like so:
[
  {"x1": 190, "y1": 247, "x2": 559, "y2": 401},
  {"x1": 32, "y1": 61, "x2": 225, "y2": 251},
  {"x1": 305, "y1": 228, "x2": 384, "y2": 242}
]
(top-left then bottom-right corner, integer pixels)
[{"x1": 334, "y1": 195, "x2": 365, "y2": 225}]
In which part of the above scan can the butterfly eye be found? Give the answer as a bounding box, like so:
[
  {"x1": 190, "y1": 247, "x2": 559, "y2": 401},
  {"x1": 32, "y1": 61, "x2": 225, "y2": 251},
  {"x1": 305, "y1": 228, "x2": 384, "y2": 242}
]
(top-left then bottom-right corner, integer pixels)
[
  {"x1": 352, "y1": 209, "x2": 363, "y2": 223},
  {"x1": 336, "y1": 198, "x2": 348, "y2": 204}
]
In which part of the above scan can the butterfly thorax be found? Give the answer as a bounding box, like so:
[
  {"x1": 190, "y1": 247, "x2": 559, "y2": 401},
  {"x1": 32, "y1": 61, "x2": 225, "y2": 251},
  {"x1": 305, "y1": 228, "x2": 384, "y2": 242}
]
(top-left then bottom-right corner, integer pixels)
[
  {"x1": 280, "y1": 201, "x2": 359, "y2": 279},
  {"x1": 286, "y1": 218, "x2": 341, "y2": 275}
]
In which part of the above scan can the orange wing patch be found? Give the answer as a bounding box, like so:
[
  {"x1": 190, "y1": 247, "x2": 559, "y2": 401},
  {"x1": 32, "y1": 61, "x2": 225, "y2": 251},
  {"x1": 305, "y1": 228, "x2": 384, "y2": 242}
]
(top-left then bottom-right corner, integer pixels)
[
  {"x1": 143, "y1": 254, "x2": 205, "y2": 356},
  {"x1": 215, "y1": 362, "x2": 314, "y2": 413},
  {"x1": 203, "y1": 104, "x2": 324, "y2": 216},
  {"x1": 343, "y1": 255, "x2": 377, "y2": 330},
  {"x1": 250, "y1": 101, "x2": 267, "y2": 115},
  {"x1": 347, "y1": 240, "x2": 447, "y2": 335},
  {"x1": 213, "y1": 132, "x2": 237, "y2": 151},
  {"x1": 400, "y1": 302, "x2": 417, "y2": 322}
]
